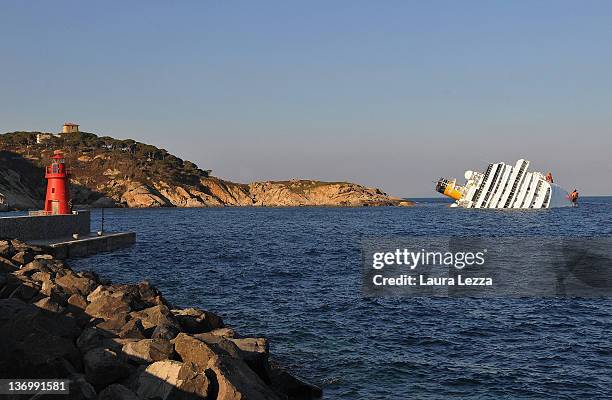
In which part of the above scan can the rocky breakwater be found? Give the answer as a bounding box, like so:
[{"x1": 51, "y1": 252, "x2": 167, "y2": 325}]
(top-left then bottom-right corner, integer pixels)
[{"x1": 0, "y1": 239, "x2": 321, "y2": 399}]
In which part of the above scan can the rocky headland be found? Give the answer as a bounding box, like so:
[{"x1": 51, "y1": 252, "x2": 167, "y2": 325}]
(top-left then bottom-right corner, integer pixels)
[
  {"x1": 0, "y1": 238, "x2": 322, "y2": 399},
  {"x1": 0, "y1": 131, "x2": 412, "y2": 209}
]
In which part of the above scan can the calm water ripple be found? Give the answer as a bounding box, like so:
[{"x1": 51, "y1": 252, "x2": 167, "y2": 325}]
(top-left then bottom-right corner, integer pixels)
[{"x1": 71, "y1": 197, "x2": 612, "y2": 399}]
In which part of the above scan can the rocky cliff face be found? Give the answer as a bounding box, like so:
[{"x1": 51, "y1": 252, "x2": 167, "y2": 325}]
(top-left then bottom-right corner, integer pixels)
[
  {"x1": 114, "y1": 178, "x2": 411, "y2": 208},
  {"x1": 0, "y1": 151, "x2": 45, "y2": 209},
  {"x1": 0, "y1": 131, "x2": 412, "y2": 209}
]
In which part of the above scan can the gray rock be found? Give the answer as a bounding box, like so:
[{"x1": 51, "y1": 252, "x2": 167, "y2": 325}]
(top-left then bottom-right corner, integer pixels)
[
  {"x1": 85, "y1": 287, "x2": 133, "y2": 320},
  {"x1": 96, "y1": 314, "x2": 131, "y2": 334},
  {"x1": 0, "y1": 240, "x2": 13, "y2": 257},
  {"x1": 16, "y1": 260, "x2": 47, "y2": 276},
  {"x1": 12, "y1": 250, "x2": 35, "y2": 265},
  {"x1": 68, "y1": 373, "x2": 97, "y2": 400},
  {"x1": 207, "y1": 349, "x2": 281, "y2": 400},
  {"x1": 17, "y1": 331, "x2": 82, "y2": 377},
  {"x1": 119, "y1": 318, "x2": 147, "y2": 339},
  {"x1": 122, "y1": 339, "x2": 174, "y2": 364},
  {"x1": 31, "y1": 270, "x2": 53, "y2": 283},
  {"x1": 173, "y1": 332, "x2": 281, "y2": 399},
  {"x1": 131, "y1": 304, "x2": 180, "y2": 331},
  {"x1": 136, "y1": 360, "x2": 210, "y2": 400},
  {"x1": 83, "y1": 347, "x2": 131, "y2": 387},
  {"x1": 172, "y1": 307, "x2": 224, "y2": 334},
  {"x1": 55, "y1": 271, "x2": 97, "y2": 297},
  {"x1": 172, "y1": 333, "x2": 218, "y2": 369},
  {"x1": 208, "y1": 327, "x2": 237, "y2": 338},
  {"x1": 77, "y1": 327, "x2": 115, "y2": 354},
  {"x1": 0, "y1": 274, "x2": 22, "y2": 298},
  {"x1": 137, "y1": 280, "x2": 168, "y2": 307},
  {"x1": 8, "y1": 279, "x2": 40, "y2": 301},
  {"x1": 151, "y1": 323, "x2": 181, "y2": 340},
  {"x1": 68, "y1": 293, "x2": 89, "y2": 310},
  {"x1": 40, "y1": 280, "x2": 69, "y2": 305},
  {"x1": 0, "y1": 256, "x2": 18, "y2": 273},
  {"x1": 97, "y1": 383, "x2": 139, "y2": 400},
  {"x1": 34, "y1": 296, "x2": 65, "y2": 313},
  {"x1": 193, "y1": 334, "x2": 270, "y2": 383},
  {"x1": 269, "y1": 361, "x2": 323, "y2": 399}
]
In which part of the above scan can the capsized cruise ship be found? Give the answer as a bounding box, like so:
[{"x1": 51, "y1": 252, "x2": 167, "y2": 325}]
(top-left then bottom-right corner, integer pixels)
[{"x1": 435, "y1": 159, "x2": 574, "y2": 209}]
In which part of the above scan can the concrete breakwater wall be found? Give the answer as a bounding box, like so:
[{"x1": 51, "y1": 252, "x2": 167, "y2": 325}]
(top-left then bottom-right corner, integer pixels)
[
  {"x1": 0, "y1": 239, "x2": 322, "y2": 399},
  {"x1": 0, "y1": 211, "x2": 90, "y2": 240},
  {"x1": 44, "y1": 232, "x2": 137, "y2": 259}
]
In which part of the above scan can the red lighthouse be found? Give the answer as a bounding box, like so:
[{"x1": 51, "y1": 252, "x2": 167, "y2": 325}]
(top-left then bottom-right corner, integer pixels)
[{"x1": 44, "y1": 151, "x2": 71, "y2": 215}]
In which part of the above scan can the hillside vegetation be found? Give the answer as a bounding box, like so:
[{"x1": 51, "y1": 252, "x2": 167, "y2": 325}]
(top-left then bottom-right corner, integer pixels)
[{"x1": 0, "y1": 131, "x2": 412, "y2": 209}]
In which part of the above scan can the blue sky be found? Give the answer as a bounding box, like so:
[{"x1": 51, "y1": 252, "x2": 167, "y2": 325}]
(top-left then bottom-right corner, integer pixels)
[{"x1": 1, "y1": 1, "x2": 611, "y2": 196}]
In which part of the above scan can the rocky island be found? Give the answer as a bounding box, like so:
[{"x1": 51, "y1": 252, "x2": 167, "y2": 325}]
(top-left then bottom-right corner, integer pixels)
[
  {"x1": 0, "y1": 238, "x2": 322, "y2": 399},
  {"x1": 0, "y1": 130, "x2": 412, "y2": 210}
]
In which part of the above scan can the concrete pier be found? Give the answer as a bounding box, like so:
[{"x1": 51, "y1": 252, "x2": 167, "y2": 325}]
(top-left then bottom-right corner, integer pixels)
[
  {"x1": 29, "y1": 232, "x2": 136, "y2": 259},
  {"x1": 0, "y1": 210, "x2": 135, "y2": 259},
  {"x1": 0, "y1": 211, "x2": 90, "y2": 240}
]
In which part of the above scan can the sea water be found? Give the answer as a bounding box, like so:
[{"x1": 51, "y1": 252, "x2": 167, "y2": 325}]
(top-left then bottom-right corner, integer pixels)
[{"x1": 71, "y1": 197, "x2": 612, "y2": 399}]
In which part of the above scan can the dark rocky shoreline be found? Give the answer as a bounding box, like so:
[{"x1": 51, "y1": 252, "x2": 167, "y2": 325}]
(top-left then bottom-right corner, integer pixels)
[{"x1": 0, "y1": 238, "x2": 322, "y2": 399}]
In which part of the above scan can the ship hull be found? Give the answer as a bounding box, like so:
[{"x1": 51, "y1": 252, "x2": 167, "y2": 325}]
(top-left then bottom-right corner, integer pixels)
[{"x1": 436, "y1": 159, "x2": 574, "y2": 209}]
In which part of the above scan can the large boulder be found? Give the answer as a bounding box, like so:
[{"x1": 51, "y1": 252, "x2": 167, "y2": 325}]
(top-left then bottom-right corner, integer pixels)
[
  {"x1": 77, "y1": 327, "x2": 114, "y2": 354},
  {"x1": 151, "y1": 323, "x2": 181, "y2": 340},
  {"x1": 173, "y1": 333, "x2": 281, "y2": 400},
  {"x1": 172, "y1": 307, "x2": 224, "y2": 334},
  {"x1": 0, "y1": 274, "x2": 21, "y2": 298},
  {"x1": 85, "y1": 286, "x2": 133, "y2": 320},
  {"x1": 83, "y1": 347, "x2": 131, "y2": 387},
  {"x1": 136, "y1": 360, "x2": 210, "y2": 400},
  {"x1": 68, "y1": 293, "x2": 89, "y2": 310},
  {"x1": 0, "y1": 240, "x2": 13, "y2": 257},
  {"x1": 18, "y1": 331, "x2": 82, "y2": 377},
  {"x1": 55, "y1": 271, "x2": 97, "y2": 297},
  {"x1": 131, "y1": 304, "x2": 181, "y2": 332},
  {"x1": 193, "y1": 334, "x2": 270, "y2": 383},
  {"x1": 7, "y1": 278, "x2": 40, "y2": 301},
  {"x1": 76, "y1": 327, "x2": 135, "y2": 354},
  {"x1": 31, "y1": 270, "x2": 53, "y2": 284},
  {"x1": 96, "y1": 314, "x2": 131, "y2": 334},
  {"x1": 122, "y1": 339, "x2": 174, "y2": 364},
  {"x1": 172, "y1": 333, "x2": 218, "y2": 367},
  {"x1": 137, "y1": 280, "x2": 168, "y2": 307},
  {"x1": 268, "y1": 361, "x2": 322, "y2": 399},
  {"x1": 1, "y1": 298, "x2": 80, "y2": 341},
  {"x1": 0, "y1": 256, "x2": 19, "y2": 273},
  {"x1": 15, "y1": 260, "x2": 49, "y2": 277},
  {"x1": 0, "y1": 299, "x2": 82, "y2": 377},
  {"x1": 40, "y1": 280, "x2": 70, "y2": 305},
  {"x1": 208, "y1": 327, "x2": 237, "y2": 339},
  {"x1": 76, "y1": 327, "x2": 136, "y2": 354},
  {"x1": 67, "y1": 373, "x2": 97, "y2": 400},
  {"x1": 228, "y1": 338, "x2": 269, "y2": 383},
  {"x1": 12, "y1": 250, "x2": 35, "y2": 265},
  {"x1": 119, "y1": 318, "x2": 147, "y2": 339},
  {"x1": 97, "y1": 383, "x2": 140, "y2": 400},
  {"x1": 207, "y1": 352, "x2": 281, "y2": 400},
  {"x1": 34, "y1": 296, "x2": 65, "y2": 313}
]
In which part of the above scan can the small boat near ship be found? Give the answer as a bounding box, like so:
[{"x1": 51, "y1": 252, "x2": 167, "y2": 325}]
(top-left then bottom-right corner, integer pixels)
[{"x1": 435, "y1": 159, "x2": 575, "y2": 209}]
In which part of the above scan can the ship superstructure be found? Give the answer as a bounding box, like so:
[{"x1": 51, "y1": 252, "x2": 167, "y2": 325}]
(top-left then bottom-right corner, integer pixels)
[{"x1": 435, "y1": 159, "x2": 573, "y2": 209}]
